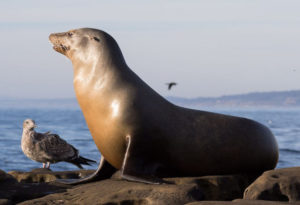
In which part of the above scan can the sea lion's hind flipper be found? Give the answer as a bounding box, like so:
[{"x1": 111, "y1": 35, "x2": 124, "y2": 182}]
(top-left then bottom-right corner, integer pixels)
[
  {"x1": 53, "y1": 157, "x2": 116, "y2": 185},
  {"x1": 122, "y1": 173, "x2": 171, "y2": 184},
  {"x1": 121, "y1": 135, "x2": 171, "y2": 185}
]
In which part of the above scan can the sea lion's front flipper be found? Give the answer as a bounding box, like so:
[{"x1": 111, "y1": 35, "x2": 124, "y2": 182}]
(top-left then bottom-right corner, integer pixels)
[
  {"x1": 54, "y1": 156, "x2": 117, "y2": 185},
  {"x1": 121, "y1": 135, "x2": 170, "y2": 185}
]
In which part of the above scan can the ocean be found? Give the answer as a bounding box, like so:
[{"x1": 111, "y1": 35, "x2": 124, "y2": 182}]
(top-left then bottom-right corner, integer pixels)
[{"x1": 0, "y1": 105, "x2": 299, "y2": 172}]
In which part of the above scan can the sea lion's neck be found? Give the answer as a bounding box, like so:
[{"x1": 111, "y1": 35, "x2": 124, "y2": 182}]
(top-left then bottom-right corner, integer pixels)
[
  {"x1": 72, "y1": 54, "x2": 171, "y2": 116},
  {"x1": 72, "y1": 58, "x2": 128, "y2": 93}
]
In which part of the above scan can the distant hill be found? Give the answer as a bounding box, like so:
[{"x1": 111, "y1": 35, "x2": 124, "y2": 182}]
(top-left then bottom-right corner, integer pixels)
[
  {"x1": 167, "y1": 90, "x2": 300, "y2": 108},
  {"x1": 1, "y1": 90, "x2": 300, "y2": 109}
]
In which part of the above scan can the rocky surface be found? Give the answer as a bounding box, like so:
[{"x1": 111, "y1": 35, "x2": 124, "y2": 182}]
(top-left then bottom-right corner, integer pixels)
[
  {"x1": 186, "y1": 199, "x2": 300, "y2": 204},
  {"x1": 244, "y1": 167, "x2": 300, "y2": 202},
  {"x1": 8, "y1": 168, "x2": 94, "y2": 183},
  {"x1": 0, "y1": 169, "x2": 69, "y2": 204},
  {"x1": 2, "y1": 169, "x2": 257, "y2": 205},
  {"x1": 1, "y1": 167, "x2": 300, "y2": 204}
]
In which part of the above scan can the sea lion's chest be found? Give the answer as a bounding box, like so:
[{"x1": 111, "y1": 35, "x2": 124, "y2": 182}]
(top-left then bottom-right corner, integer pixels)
[{"x1": 74, "y1": 83, "x2": 128, "y2": 169}]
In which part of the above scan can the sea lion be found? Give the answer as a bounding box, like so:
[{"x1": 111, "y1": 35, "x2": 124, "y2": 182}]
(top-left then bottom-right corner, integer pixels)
[{"x1": 49, "y1": 28, "x2": 279, "y2": 184}]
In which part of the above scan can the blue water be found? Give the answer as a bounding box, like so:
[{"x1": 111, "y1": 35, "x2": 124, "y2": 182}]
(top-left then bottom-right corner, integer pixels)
[
  {"x1": 0, "y1": 108, "x2": 100, "y2": 172},
  {"x1": 0, "y1": 107, "x2": 299, "y2": 172}
]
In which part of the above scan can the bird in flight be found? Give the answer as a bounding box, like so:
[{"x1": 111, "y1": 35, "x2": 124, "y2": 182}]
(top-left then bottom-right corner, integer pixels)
[{"x1": 166, "y1": 82, "x2": 177, "y2": 90}]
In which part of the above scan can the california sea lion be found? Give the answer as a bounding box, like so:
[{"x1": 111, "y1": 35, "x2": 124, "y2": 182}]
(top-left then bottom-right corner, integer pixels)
[{"x1": 49, "y1": 28, "x2": 279, "y2": 184}]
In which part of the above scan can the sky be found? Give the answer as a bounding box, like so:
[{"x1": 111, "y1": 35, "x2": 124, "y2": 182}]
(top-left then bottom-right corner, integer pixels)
[{"x1": 0, "y1": 0, "x2": 300, "y2": 99}]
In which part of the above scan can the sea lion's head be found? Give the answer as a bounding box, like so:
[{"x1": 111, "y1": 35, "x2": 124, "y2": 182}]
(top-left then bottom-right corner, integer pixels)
[
  {"x1": 23, "y1": 119, "x2": 36, "y2": 131},
  {"x1": 49, "y1": 28, "x2": 125, "y2": 67}
]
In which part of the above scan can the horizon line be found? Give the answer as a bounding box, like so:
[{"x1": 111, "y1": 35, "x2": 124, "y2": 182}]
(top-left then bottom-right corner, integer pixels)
[{"x1": 1, "y1": 89, "x2": 300, "y2": 101}]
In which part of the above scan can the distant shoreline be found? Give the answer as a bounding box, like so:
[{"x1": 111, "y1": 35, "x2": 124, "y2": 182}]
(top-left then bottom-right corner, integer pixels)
[
  {"x1": 167, "y1": 90, "x2": 300, "y2": 108},
  {"x1": 1, "y1": 90, "x2": 300, "y2": 109}
]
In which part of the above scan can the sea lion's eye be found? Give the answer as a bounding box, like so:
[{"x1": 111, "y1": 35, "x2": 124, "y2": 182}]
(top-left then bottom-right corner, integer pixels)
[
  {"x1": 67, "y1": 32, "x2": 73, "y2": 37},
  {"x1": 93, "y1": 37, "x2": 100, "y2": 42}
]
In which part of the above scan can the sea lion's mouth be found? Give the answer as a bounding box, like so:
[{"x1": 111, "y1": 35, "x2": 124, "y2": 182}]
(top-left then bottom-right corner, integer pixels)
[{"x1": 52, "y1": 44, "x2": 70, "y2": 54}]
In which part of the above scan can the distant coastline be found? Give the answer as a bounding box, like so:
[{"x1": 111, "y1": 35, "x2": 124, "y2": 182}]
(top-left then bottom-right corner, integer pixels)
[
  {"x1": 1, "y1": 90, "x2": 300, "y2": 109},
  {"x1": 167, "y1": 90, "x2": 300, "y2": 108}
]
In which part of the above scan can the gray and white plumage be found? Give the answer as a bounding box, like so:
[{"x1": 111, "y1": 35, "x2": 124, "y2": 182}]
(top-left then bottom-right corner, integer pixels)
[{"x1": 21, "y1": 119, "x2": 95, "y2": 169}]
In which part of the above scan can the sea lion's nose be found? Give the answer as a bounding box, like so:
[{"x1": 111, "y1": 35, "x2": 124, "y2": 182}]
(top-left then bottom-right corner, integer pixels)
[
  {"x1": 49, "y1": 33, "x2": 56, "y2": 42},
  {"x1": 49, "y1": 32, "x2": 66, "y2": 42}
]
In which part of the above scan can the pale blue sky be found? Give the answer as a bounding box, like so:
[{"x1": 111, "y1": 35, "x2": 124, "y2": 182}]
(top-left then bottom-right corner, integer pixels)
[{"x1": 1, "y1": 0, "x2": 300, "y2": 98}]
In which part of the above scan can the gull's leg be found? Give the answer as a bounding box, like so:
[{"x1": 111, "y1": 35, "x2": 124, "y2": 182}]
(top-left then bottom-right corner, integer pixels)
[
  {"x1": 46, "y1": 162, "x2": 51, "y2": 169},
  {"x1": 43, "y1": 163, "x2": 46, "y2": 168}
]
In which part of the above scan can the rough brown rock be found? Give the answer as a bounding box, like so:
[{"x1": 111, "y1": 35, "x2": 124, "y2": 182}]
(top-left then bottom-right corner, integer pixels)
[
  {"x1": 0, "y1": 169, "x2": 16, "y2": 183},
  {"x1": 20, "y1": 179, "x2": 202, "y2": 205},
  {"x1": 3, "y1": 167, "x2": 300, "y2": 204},
  {"x1": 244, "y1": 167, "x2": 300, "y2": 202},
  {"x1": 0, "y1": 169, "x2": 69, "y2": 204},
  {"x1": 169, "y1": 174, "x2": 257, "y2": 201},
  {"x1": 0, "y1": 199, "x2": 13, "y2": 205},
  {"x1": 186, "y1": 199, "x2": 300, "y2": 205},
  {"x1": 0, "y1": 173, "x2": 14, "y2": 205},
  {"x1": 18, "y1": 172, "x2": 256, "y2": 205},
  {"x1": 8, "y1": 168, "x2": 94, "y2": 183}
]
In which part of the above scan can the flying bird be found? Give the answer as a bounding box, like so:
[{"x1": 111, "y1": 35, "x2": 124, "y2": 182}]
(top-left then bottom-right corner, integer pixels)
[
  {"x1": 21, "y1": 119, "x2": 96, "y2": 169},
  {"x1": 166, "y1": 82, "x2": 177, "y2": 90}
]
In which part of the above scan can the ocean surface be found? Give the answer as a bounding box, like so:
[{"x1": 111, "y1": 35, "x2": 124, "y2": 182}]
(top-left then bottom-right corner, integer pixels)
[{"x1": 0, "y1": 105, "x2": 300, "y2": 172}]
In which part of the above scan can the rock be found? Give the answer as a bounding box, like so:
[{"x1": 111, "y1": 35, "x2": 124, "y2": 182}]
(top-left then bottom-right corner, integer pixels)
[
  {"x1": 0, "y1": 199, "x2": 13, "y2": 205},
  {"x1": 186, "y1": 199, "x2": 300, "y2": 205},
  {"x1": 0, "y1": 169, "x2": 16, "y2": 183},
  {"x1": 244, "y1": 167, "x2": 300, "y2": 202},
  {"x1": 21, "y1": 179, "x2": 203, "y2": 205},
  {"x1": 5, "y1": 167, "x2": 300, "y2": 204},
  {"x1": 18, "y1": 172, "x2": 256, "y2": 205},
  {"x1": 169, "y1": 174, "x2": 257, "y2": 201},
  {"x1": 0, "y1": 182, "x2": 68, "y2": 204},
  {"x1": 8, "y1": 168, "x2": 94, "y2": 183},
  {"x1": 0, "y1": 169, "x2": 69, "y2": 204}
]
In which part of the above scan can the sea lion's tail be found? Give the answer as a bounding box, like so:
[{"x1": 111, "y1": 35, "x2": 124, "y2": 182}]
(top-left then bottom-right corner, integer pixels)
[{"x1": 68, "y1": 156, "x2": 97, "y2": 169}]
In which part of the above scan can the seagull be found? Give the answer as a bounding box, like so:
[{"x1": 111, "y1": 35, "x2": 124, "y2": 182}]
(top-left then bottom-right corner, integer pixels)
[
  {"x1": 21, "y1": 119, "x2": 96, "y2": 169},
  {"x1": 166, "y1": 82, "x2": 177, "y2": 90}
]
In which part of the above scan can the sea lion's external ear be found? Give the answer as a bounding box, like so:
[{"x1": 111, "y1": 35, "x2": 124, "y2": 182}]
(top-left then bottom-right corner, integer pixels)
[
  {"x1": 92, "y1": 37, "x2": 100, "y2": 42},
  {"x1": 67, "y1": 32, "x2": 74, "y2": 37}
]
